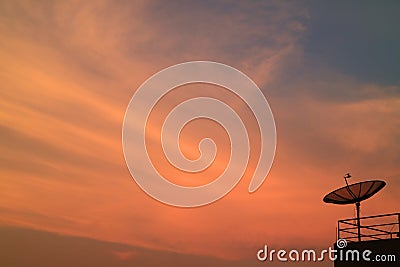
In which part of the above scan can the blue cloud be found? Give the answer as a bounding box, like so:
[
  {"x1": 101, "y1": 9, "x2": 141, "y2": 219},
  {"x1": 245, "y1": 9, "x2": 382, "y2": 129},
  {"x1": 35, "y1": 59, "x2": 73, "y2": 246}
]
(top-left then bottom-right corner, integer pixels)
[{"x1": 303, "y1": 0, "x2": 400, "y2": 85}]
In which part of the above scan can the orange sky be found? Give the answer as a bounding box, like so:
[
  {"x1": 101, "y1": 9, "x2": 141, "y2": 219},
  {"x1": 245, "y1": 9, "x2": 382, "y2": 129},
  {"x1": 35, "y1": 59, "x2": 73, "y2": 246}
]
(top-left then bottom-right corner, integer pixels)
[{"x1": 0, "y1": 1, "x2": 399, "y2": 266}]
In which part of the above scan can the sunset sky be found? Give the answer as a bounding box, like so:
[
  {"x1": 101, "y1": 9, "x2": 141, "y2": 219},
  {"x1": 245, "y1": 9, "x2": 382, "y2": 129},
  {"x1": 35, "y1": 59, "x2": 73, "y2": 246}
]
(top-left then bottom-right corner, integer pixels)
[{"x1": 0, "y1": 1, "x2": 399, "y2": 266}]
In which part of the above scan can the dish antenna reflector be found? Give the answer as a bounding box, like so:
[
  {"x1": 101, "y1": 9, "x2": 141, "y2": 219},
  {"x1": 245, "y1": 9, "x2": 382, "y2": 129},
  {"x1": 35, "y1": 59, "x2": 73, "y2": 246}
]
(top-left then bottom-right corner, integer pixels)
[{"x1": 323, "y1": 173, "x2": 386, "y2": 241}]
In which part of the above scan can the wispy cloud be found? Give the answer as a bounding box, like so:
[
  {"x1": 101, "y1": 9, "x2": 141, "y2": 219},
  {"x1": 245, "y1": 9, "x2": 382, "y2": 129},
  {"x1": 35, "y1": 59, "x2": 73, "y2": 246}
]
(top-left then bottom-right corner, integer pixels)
[{"x1": 0, "y1": 0, "x2": 398, "y2": 263}]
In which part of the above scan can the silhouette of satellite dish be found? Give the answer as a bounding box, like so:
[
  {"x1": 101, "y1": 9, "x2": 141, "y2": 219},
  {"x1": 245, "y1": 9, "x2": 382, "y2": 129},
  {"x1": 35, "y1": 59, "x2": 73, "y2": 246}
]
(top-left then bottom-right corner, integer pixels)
[
  {"x1": 323, "y1": 173, "x2": 386, "y2": 241},
  {"x1": 323, "y1": 180, "x2": 386, "y2": 205}
]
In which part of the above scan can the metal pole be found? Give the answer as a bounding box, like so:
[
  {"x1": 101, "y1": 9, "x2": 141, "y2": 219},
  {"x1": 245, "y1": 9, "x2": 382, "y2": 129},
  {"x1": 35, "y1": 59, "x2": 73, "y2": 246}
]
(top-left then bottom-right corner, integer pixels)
[
  {"x1": 398, "y1": 213, "x2": 400, "y2": 238},
  {"x1": 356, "y1": 202, "x2": 361, "y2": 241}
]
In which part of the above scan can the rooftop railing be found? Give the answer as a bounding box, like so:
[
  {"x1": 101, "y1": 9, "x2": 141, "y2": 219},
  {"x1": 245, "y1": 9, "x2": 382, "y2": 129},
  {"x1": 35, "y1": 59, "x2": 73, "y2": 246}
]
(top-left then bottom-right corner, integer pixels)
[{"x1": 338, "y1": 212, "x2": 400, "y2": 242}]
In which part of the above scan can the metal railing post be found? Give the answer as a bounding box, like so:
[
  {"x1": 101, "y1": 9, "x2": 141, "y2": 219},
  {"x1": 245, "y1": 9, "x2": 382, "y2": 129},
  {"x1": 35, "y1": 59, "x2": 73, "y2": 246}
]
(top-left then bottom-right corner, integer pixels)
[{"x1": 398, "y1": 213, "x2": 400, "y2": 238}]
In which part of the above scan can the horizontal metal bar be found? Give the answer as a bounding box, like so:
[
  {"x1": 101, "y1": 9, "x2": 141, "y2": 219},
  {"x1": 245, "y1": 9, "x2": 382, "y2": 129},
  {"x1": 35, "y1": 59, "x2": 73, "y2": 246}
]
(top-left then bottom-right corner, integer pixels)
[
  {"x1": 339, "y1": 226, "x2": 397, "y2": 238},
  {"x1": 341, "y1": 236, "x2": 360, "y2": 241},
  {"x1": 338, "y1": 230, "x2": 396, "y2": 238},
  {"x1": 364, "y1": 233, "x2": 395, "y2": 238},
  {"x1": 339, "y1": 220, "x2": 358, "y2": 227},
  {"x1": 338, "y1": 233, "x2": 385, "y2": 241},
  {"x1": 360, "y1": 225, "x2": 394, "y2": 234},
  {"x1": 338, "y1": 213, "x2": 400, "y2": 222},
  {"x1": 362, "y1": 235, "x2": 382, "y2": 241},
  {"x1": 339, "y1": 228, "x2": 359, "y2": 235},
  {"x1": 339, "y1": 226, "x2": 360, "y2": 231},
  {"x1": 361, "y1": 222, "x2": 398, "y2": 228}
]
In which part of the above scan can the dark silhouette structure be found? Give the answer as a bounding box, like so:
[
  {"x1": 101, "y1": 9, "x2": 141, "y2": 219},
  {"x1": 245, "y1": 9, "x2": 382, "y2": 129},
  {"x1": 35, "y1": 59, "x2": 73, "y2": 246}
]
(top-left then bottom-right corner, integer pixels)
[{"x1": 323, "y1": 173, "x2": 399, "y2": 266}]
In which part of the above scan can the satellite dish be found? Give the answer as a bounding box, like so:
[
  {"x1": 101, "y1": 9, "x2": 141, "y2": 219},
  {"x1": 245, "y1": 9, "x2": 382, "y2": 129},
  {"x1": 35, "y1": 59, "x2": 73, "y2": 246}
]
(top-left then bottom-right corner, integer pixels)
[
  {"x1": 323, "y1": 173, "x2": 386, "y2": 241},
  {"x1": 323, "y1": 180, "x2": 386, "y2": 205}
]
